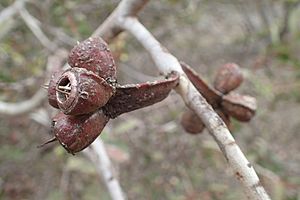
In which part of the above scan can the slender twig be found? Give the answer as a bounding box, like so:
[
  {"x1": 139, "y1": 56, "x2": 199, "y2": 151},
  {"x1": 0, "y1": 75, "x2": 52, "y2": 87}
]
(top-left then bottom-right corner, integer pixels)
[
  {"x1": 0, "y1": 76, "x2": 43, "y2": 91},
  {"x1": 17, "y1": 6, "x2": 57, "y2": 51},
  {"x1": 0, "y1": 49, "x2": 66, "y2": 115},
  {"x1": 92, "y1": 0, "x2": 150, "y2": 42},
  {"x1": 47, "y1": 27, "x2": 77, "y2": 46},
  {"x1": 83, "y1": 139, "x2": 126, "y2": 200},
  {"x1": 119, "y1": 16, "x2": 271, "y2": 200},
  {"x1": 0, "y1": 0, "x2": 27, "y2": 24},
  {"x1": 0, "y1": 89, "x2": 46, "y2": 115}
]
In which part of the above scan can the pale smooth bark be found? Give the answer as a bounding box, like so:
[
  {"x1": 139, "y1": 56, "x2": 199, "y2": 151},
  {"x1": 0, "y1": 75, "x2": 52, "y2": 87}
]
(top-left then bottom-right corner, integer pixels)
[
  {"x1": 118, "y1": 16, "x2": 271, "y2": 200},
  {"x1": 93, "y1": 0, "x2": 149, "y2": 42},
  {"x1": 18, "y1": 6, "x2": 57, "y2": 51},
  {"x1": 83, "y1": 139, "x2": 126, "y2": 200},
  {"x1": 0, "y1": 49, "x2": 66, "y2": 115},
  {"x1": 0, "y1": 0, "x2": 27, "y2": 24},
  {"x1": 0, "y1": 89, "x2": 46, "y2": 115}
]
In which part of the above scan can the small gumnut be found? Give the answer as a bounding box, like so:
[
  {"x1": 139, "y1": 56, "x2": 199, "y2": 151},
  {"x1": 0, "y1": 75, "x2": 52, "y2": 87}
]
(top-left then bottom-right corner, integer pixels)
[
  {"x1": 181, "y1": 110, "x2": 205, "y2": 134},
  {"x1": 56, "y1": 67, "x2": 115, "y2": 115},
  {"x1": 68, "y1": 37, "x2": 116, "y2": 81},
  {"x1": 52, "y1": 110, "x2": 109, "y2": 154},
  {"x1": 48, "y1": 70, "x2": 64, "y2": 108},
  {"x1": 221, "y1": 92, "x2": 257, "y2": 122},
  {"x1": 214, "y1": 63, "x2": 243, "y2": 94}
]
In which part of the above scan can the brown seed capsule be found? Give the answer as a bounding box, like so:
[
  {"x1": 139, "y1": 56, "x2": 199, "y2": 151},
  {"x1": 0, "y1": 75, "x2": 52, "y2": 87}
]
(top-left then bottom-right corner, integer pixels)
[
  {"x1": 48, "y1": 70, "x2": 63, "y2": 108},
  {"x1": 103, "y1": 72, "x2": 179, "y2": 118},
  {"x1": 68, "y1": 37, "x2": 116, "y2": 81},
  {"x1": 181, "y1": 110, "x2": 205, "y2": 134},
  {"x1": 56, "y1": 67, "x2": 115, "y2": 115},
  {"x1": 221, "y1": 92, "x2": 257, "y2": 121},
  {"x1": 52, "y1": 110, "x2": 109, "y2": 154},
  {"x1": 214, "y1": 63, "x2": 244, "y2": 94}
]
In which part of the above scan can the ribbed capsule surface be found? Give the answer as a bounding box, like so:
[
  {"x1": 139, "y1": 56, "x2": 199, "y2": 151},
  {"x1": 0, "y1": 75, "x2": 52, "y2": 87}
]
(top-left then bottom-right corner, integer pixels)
[
  {"x1": 52, "y1": 111, "x2": 109, "y2": 154},
  {"x1": 68, "y1": 37, "x2": 116, "y2": 81},
  {"x1": 56, "y1": 68, "x2": 115, "y2": 115}
]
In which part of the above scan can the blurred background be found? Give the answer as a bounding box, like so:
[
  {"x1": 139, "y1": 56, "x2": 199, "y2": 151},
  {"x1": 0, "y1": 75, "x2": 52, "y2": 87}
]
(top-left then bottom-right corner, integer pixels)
[{"x1": 0, "y1": 0, "x2": 300, "y2": 199}]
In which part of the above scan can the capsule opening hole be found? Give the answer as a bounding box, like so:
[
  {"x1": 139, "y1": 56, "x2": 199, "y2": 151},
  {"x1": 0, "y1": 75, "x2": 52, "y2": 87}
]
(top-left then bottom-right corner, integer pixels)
[{"x1": 57, "y1": 77, "x2": 71, "y2": 102}]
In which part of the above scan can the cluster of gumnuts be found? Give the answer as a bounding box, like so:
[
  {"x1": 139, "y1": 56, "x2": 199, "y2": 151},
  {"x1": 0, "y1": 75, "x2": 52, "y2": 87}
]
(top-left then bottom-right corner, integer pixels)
[
  {"x1": 41, "y1": 36, "x2": 256, "y2": 154},
  {"x1": 42, "y1": 37, "x2": 179, "y2": 154},
  {"x1": 180, "y1": 62, "x2": 257, "y2": 134}
]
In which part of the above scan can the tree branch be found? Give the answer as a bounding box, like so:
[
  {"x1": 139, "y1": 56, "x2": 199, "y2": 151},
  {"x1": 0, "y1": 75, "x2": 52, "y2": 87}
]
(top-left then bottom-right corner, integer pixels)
[
  {"x1": 83, "y1": 138, "x2": 126, "y2": 200},
  {"x1": 0, "y1": 89, "x2": 45, "y2": 115},
  {"x1": 0, "y1": 0, "x2": 27, "y2": 25},
  {"x1": 0, "y1": 48, "x2": 67, "y2": 115},
  {"x1": 119, "y1": 16, "x2": 270, "y2": 200},
  {"x1": 92, "y1": 0, "x2": 271, "y2": 198},
  {"x1": 92, "y1": 0, "x2": 149, "y2": 42},
  {"x1": 18, "y1": 6, "x2": 57, "y2": 51}
]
